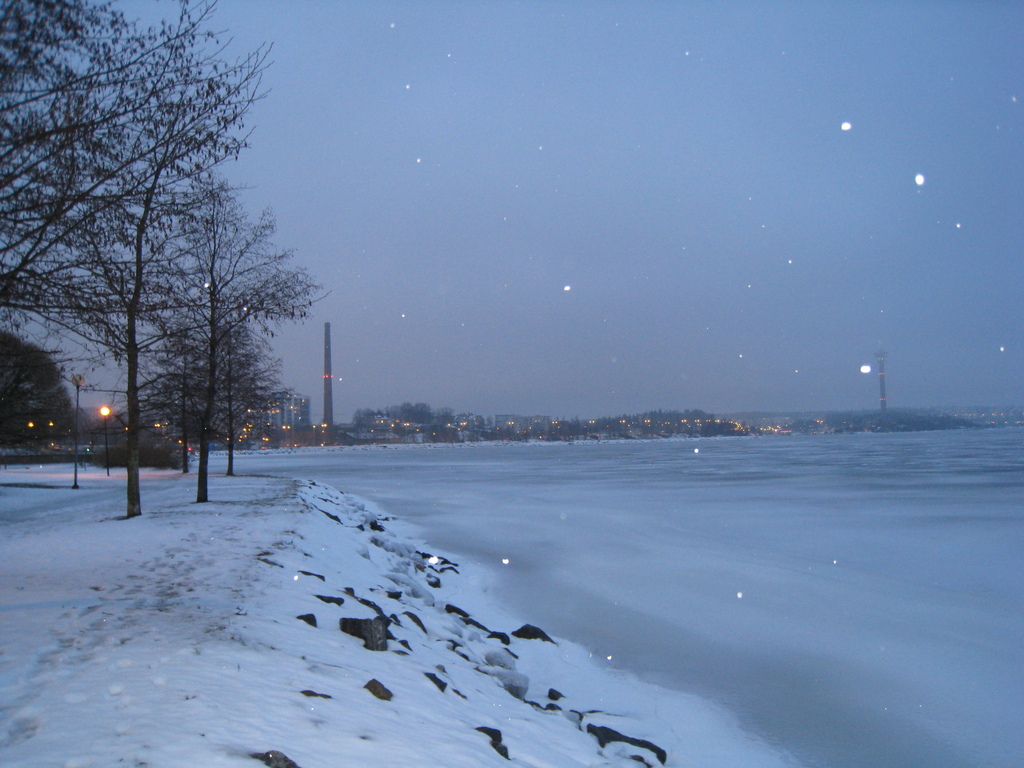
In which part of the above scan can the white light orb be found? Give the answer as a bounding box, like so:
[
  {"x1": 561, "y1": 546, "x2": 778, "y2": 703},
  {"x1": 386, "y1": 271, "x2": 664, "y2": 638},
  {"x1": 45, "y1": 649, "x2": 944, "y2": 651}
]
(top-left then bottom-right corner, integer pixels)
[
  {"x1": 841, "y1": 122, "x2": 852, "y2": 131},
  {"x1": 860, "y1": 365, "x2": 872, "y2": 373},
  {"x1": 563, "y1": 285, "x2": 571, "y2": 291},
  {"x1": 915, "y1": 174, "x2": 926, "y2": 186}
]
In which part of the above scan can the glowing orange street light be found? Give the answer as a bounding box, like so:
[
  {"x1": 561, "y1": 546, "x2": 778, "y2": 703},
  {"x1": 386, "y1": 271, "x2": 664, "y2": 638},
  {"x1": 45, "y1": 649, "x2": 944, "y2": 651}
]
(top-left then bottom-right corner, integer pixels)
[{"x1": 99, "y1": 406, "x2": 112, "y2": 476}]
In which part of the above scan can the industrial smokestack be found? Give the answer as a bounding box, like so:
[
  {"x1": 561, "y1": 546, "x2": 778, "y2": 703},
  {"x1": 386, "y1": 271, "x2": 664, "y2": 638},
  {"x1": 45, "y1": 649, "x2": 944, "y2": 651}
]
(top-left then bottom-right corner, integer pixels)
[
  {"x1": 875, "y1": 348, "x2": 888, "y2": 411},
  {"x1": 323, "y1": 322, "x2": 334, "y2": 427}
]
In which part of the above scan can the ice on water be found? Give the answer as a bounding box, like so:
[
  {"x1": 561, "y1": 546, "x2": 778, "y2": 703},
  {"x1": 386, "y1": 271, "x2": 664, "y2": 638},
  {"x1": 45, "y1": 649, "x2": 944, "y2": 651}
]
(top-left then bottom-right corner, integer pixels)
[{"x1": 245, "y1": 428, "x2": 1023, "y2": 768}]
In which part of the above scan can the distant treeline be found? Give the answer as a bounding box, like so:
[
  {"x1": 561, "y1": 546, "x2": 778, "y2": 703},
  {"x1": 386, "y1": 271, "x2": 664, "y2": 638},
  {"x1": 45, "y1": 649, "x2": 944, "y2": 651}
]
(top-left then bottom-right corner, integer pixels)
[
  {"x1": 347, "y1": 404, "x2": 748, "y2": 442},
  {"x1": 789, "y1": 410, "x2": 980, "y2": 434}
]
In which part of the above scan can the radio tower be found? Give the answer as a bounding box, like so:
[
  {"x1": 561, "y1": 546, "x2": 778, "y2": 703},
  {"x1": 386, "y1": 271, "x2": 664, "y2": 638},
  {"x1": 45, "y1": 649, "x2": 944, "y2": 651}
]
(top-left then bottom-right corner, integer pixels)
[
  {"x1": 323, "y1": 322, "x2": 334, "y2": 427},
  {"x1": 875, "y1": 348, "x2": 888, "y2": 411}
]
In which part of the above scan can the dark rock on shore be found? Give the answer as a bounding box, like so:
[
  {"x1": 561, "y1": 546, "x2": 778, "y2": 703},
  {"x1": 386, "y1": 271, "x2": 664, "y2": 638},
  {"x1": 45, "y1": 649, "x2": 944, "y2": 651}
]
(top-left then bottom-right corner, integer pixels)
[
  {"x1": 475, "y1": 726, "x2": 510, "y2": 759},
  {"x1": 512, "y1": 624, "x2": 555, "y2": 643},
  {"x1": 339, "y1": 615, "x2": 390, "y2": 650},
  {"x1": 364, "y1": 679, "x2": 393, "y2": 700},
  {"x1": 250, "y1": 750, "x2": 303, "y2": 768},
  {"x1": 586, "y1": 724, "x2": 667, "y2": 765},
  {"x1": 314, "y1": 594, "x2": 345, "y2": 606}
]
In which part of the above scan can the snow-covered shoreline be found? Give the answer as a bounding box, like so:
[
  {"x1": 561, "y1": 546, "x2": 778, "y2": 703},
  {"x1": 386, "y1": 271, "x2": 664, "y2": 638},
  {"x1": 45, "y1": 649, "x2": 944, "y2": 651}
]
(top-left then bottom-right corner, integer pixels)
[{"x1": 1, "y1": 467, "x2": 795, "y2": 768}]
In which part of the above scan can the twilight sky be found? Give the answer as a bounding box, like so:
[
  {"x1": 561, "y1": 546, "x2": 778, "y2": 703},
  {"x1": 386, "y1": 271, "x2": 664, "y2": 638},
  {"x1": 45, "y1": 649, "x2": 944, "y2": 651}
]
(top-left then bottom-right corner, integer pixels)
[{"x1": 135, "y1": 0, "x2": 1022, "y2": 419}]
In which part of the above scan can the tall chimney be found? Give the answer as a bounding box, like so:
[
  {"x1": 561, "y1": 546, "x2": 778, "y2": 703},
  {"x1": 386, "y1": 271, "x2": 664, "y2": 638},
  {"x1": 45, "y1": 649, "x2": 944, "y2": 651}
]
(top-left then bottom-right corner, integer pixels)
[
  {"x1": 875, "y1": 348, "x2": 888, "y2": 412},
  {"x1": 323, "y1": 322, "x2": 334, "y2": 427}
]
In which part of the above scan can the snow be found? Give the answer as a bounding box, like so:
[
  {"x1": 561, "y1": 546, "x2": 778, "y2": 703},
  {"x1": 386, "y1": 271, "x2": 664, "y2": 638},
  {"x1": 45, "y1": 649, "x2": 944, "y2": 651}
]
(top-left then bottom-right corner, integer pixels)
[
  {"x1": 208, "y1": 430, "x2": 1024, "y2": 768},
  {"x1": 1, "y1": 464, "x2": 796, "y2": 768}
]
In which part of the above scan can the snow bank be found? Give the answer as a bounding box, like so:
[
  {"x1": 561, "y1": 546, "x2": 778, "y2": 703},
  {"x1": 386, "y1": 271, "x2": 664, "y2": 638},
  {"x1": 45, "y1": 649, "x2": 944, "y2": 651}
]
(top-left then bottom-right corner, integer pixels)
[{"x1": 1, "y1": 469, "x2": 795, "y2": 767}]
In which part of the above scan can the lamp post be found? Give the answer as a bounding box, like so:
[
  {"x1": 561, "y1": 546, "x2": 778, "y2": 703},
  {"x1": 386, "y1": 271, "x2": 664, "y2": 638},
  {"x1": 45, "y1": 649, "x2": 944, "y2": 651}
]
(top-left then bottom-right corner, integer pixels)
[
  {"x1": 71, "y1": 375, "x2": 84, "y2": 489},
  {"x1": 99, "y1": 405, "x2": 111, "y2": 476}
]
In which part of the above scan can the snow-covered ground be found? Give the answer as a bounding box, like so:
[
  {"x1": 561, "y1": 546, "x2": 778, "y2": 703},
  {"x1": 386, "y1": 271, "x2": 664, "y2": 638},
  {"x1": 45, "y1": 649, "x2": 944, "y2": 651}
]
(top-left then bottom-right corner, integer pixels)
[
  {"x1": 1, "y1": 464, "x2": 797, "y2": 768},
  {"x1": 214, "y1": 429, "x2": 1024, "y2": 768}
]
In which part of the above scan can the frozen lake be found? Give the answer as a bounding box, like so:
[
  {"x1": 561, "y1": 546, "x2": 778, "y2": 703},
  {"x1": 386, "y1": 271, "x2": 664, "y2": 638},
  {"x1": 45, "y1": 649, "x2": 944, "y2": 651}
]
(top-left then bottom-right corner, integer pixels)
[{"x1": 225, "y1": 428, "x2": 1023, "y2": 768}]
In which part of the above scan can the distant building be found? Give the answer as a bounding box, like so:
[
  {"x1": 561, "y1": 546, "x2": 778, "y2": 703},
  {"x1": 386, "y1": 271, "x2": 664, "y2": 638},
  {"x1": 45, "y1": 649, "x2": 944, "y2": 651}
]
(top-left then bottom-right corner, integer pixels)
[
  {"x1": 495, "y1": 414, "x2": 551, "y2": 438},
  {"x1": 266, "y1": 392, "x2": 311, "y2": 430}
]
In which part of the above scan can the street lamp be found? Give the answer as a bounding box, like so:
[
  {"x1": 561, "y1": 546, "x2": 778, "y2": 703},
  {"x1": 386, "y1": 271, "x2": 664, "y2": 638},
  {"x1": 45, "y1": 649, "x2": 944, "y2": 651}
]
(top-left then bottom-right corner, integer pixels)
[
  {"x1": 99, "y1": 405, "x2": 111, "y2": 476},
  {"x1": 71, "y1": 374, "x2": 84, "y2": 489}
]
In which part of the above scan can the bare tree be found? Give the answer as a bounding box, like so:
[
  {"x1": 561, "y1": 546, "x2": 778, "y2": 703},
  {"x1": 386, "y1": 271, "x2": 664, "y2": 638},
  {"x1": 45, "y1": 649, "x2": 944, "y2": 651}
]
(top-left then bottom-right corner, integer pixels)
[
  {"x1": 2, "y1": 0, "x2": 125, "y2": 311},
  {"x1": 52, "y1": 2, "x2": 267, "y2": 518},
  {"x1": 171, "y1": 179, "x2": 317, "y2": 502},
  {"x1": 0, "y1": 1, "x2": 260, "y2": 319},
  {"x1": 214, "y1": 325, "x2": 281, "y2": 476},
  {"x1": 143, "y1": 327, "x2": 204, "y2": 473},
  {"x1": 145, "y1": 321, "x2": 282, "y2": 477}
]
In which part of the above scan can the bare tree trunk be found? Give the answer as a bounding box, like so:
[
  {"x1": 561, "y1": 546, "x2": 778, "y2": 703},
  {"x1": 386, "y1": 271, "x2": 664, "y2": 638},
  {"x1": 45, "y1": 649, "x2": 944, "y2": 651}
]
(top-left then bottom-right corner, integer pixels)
[
  {"x1": 196, "y1": 387, "x2": 213, "y2": 502},
  {"x1": 196, "y1": 428, "x2": 209, "y2": 501},
  {"x1": 123, "y1": 180, "x2": 153, "y2": 519},
  {"x1": 225, "y1": 347, "x2": 235, "y2": 476},
  {"x1": 125, "y1": 299, "x2": 142, "y2": 518},
  {"x1": 196, "y1": 298, "x2": 217, "y2": 503},
  {"x1": 180, "y1": 363, "x2": 190, "y2": 473}
]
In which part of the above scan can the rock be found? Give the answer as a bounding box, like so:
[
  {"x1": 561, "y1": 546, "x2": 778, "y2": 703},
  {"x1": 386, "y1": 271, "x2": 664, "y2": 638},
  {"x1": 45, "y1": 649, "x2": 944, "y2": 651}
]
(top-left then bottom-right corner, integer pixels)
[
  {"x1": 295, "y1": 613, "x2": 317, "y2": 627},
  {"x1": 548, "y1": 688, "x2": 564, "y2": 701},
  {"x1": 364, "y1": 679, "x2": 393, "y2": 701},
  {"x1": 526, "y1": 699, "x2": 561, "y2": 712},
  {"x1": 343, "y1": 589, "x2": 386, "y2": 617},
  {"x1": 585, "y1": 724, "x2": 667, "y2": 765},
  {"x1": 487, "y1": 631, "x2": 510, "y2": 645},
  {"x1": 339, "y1": 616, "x2": 390, "y2": 651},
  {"x1": 419, "y1": 550, "x2": 459, "y2": 569},
  {"x1": 299, "y1": 689, "x2": 331, "y2": 699},
  {"x1": 250, "y1": 750, "x2": 303, "y2": 768},
  {"x1": 314, "y1": 594, "x2": 345, "y2": 606},
  {"x1": 462, "y1": 616, "x2": 491, "y2": 632},
  {"x1": 474, "y1": 727, "x2": 510, "y2": 760},
  {"x1": 445, "y1": 604, "x2": 491, "y2": 631},
  {"x1": 403, "y1": 611, "x2": 427, "y2": 633},
  {"x1": 424, "y1": 672, "x2": 447, "y2": 692},
  {"x1": 511, "y1": 624, "x2": 555, "y2": 643},
  {"x1": 297, "y1": 570, "x2": 325, "y2": 582}
]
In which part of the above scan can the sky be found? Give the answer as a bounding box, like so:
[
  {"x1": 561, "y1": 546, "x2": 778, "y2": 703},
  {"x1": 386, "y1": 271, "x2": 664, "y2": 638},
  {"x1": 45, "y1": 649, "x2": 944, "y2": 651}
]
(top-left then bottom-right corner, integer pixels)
[{"x1": 124, "y1": 0, "x2": 1022, "y2": 419}]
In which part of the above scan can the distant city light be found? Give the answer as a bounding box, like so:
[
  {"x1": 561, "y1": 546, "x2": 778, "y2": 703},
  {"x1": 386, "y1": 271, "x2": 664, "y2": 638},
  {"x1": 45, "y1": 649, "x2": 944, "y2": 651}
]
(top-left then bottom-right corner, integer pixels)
[
  {"x1": 915, "y1": 173, "x2": 926, "y2": 186},
  {"x1": 861, "y1": 365, "x2": 872, "y2": 373},
  {"x1": 841, "y1": 121, "x2": 852, "y2": 131}
]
